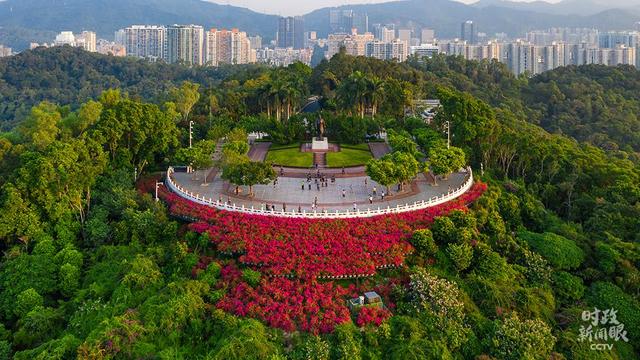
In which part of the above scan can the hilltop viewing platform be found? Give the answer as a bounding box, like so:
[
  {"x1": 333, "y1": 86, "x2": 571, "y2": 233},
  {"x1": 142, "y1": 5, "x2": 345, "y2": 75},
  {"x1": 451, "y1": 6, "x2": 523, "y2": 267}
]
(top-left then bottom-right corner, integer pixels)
[{"x1": 166, "y1": 165, "x2": 473, "y2": 218}]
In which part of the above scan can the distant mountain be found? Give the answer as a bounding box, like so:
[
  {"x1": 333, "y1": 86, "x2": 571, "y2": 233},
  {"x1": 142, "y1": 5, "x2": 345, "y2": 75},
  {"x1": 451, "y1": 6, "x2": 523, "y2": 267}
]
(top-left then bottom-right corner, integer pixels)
[
  {"x1": 0, "y1": 0, "x2": 278, "y2": 49},
  {"x1": 304, "y1": 0, "x2": 640, "y2": 38},
  {"x1": 1, "y1": 0, "x2": 640, "y2": 51},
  {"x1": 473, "y1": 0, "x2": 640, "y2": 16}
]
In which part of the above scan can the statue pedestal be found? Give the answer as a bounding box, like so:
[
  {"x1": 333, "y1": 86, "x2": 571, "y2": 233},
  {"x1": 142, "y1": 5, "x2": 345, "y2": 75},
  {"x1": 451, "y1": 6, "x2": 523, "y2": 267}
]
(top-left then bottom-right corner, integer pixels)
[{"x1": 312, "y1": 137, "x2": 329, "y2": 151}]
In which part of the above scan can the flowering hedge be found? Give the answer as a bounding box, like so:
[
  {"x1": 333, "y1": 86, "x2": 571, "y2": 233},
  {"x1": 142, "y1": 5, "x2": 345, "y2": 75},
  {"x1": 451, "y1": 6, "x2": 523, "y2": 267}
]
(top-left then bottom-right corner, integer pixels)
[
  {"x1": 159, "y1": 182, "x2": 486, "y2": 280},
  {"x1": 145, "y1": 179, "x2": 487, "y2": 333},
  {"x1": 356, "y1": 306, "x2": 393, "y2": 327},
  {"x1": 216, "y1": 264, "x2": 352, "y2": 334}
]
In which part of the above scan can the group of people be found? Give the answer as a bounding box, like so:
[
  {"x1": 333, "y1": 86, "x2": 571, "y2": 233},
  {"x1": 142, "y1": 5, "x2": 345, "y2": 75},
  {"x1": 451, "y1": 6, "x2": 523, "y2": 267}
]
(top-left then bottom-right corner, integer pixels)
[{"x1": 301, "y1": 170, "x2": 336, "y2": 191}]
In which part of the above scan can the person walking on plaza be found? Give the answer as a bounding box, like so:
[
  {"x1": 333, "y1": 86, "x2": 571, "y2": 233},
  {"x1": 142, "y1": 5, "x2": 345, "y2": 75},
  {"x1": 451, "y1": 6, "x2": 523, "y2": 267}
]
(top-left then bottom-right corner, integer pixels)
[
  {"x1": 381, "y1": 191, "x2": 385, "y2": 201},
  {"x1": 308, "y1": 182, "x2": 311, "y2": 190},
  {"x1": 342, "y1": 167, "x2": 345, "y2": 175},
  {"x1": 342, "y1": 189, "x2": 346, "y2": 198},
  {"x1": 353, "y1": 203, "x2": 357, "y2": 211},
  {"x1": 283, "y1": 203, "x2": 286, "y2": 212},
  {"x1": 314, "y1": 196, "x2": 318, "y2": 207},
  {"x1": 373, "y1": 186, "x2": 377, "y2": 196},
  {"x1": 301, "y1": 181, "x2": 305, "y2": 191},
  {"x1": 298, "y1": 205, "x2": 302, "y2": 213},
  {"x1": 369, "y1": 195, "x2": 373, "y2": 204}
]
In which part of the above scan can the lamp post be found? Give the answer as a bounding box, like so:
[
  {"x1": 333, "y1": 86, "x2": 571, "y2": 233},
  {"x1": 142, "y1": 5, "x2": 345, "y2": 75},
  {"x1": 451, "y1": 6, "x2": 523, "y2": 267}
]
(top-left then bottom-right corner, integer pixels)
[
  {"x1": 155, "y1": 181, "x2": 163, "y2": 202},
  {"x1": 134, "y1": 167, "x2": 137, "y2": 182},
  {"x1": 445, "y1": 121, "x2": 450, "y2": 149},
  {"x1": 189, "y1": 120, "x2": 194, "y2": 148}
]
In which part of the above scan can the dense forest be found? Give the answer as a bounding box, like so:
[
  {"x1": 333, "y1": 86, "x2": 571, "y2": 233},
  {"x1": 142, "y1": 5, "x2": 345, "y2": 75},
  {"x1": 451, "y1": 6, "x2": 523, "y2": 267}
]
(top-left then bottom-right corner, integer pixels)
[{"x1": 0, "y1": 47, "x2": 638, "y2": 359}]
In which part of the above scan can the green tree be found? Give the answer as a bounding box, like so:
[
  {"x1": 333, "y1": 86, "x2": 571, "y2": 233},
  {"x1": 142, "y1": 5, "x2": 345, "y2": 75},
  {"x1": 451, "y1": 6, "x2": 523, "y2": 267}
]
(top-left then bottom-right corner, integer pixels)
[
  {"x1": 18, "y1": 102, "x2": 61, "y2": 151},
  {"x1": 518, "y1": 231, "x2": 584, "y2": 270},
  {"x1": 15, "y1": 288, "x2": 43, "y2": 318},
  {"x1": 170, "y1": 81, "x2": 201, "y2": 123},
  {"x1": 410, "y1": 229, "x2": 438, "y2": 257},
  {"x1": 366, "y1": 157, "x2": 397, "y2": 194},
  {"x1": 426, "y1": 146, "x2": 466, "y2": 184},
  {"x1": 447, "y1": 243, "x2": 473, "y2": 272},
  {"x1": 176, "y1": 140, "x2": 217, "y2": 183},
  {"x1": 391, "y1": 152, "x2": 421, "y2": 190},
  {"x1": 491, "y1": 313, "x2": 556, "y2": 360},
  {"x1": 222, "y1": 161, "x2": 276, "y2": 196}
]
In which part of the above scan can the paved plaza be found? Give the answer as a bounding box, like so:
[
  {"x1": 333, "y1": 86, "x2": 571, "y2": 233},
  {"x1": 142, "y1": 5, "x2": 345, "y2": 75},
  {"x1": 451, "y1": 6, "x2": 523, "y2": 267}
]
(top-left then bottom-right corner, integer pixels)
[{"x1": 172, "y1": 169, "x2": 468, "y2": 213}]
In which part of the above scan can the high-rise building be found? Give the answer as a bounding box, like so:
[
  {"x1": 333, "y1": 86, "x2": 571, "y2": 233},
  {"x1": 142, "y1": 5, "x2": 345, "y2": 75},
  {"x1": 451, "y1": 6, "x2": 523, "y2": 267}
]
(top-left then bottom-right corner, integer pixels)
[
  {"x1": 114, "y1": 29, "x2": 126, "y2": 45},
  {"x1": 421, "y1": 28, "x2": 435, "y2": 44},
  {"x1": 76, "y1": 31, "x2": 97, "y2": 52},
  {"x1": 330, "y1": 10, "x2": 367, "y2": 34},
  {"x1": 304, "y1": 31, "x2": 317, "y2": 48},
  {"x1": 122, "y1": 25, "x2": 166, "y2": 60},
  {"x1": 352, "y1": 12, "x2": 369, "y2": 34},
  {"x1": 598, "y1": 31, "x2": 639, "y2": 49},
  {"x1": 397, "y1": 29, "x2": 412, "y2": 45},
  {"x1": 326, "y1": 30, "x2": 374, "y2": 58},
  {"x1": 54, "y1": 31, "x2": 76, "y2": 46},
  {"x1": 166, "y1": 25, "x2": 205, "y2": 65},
  {"x1": 249, "y1": 36, "x2": 262, "y2": 50},
  {"x1": 207, "y1": 28, "x2": 253, "y2": 65},
  {"x1": 278, "y1": 16, "x2": 305, "y2": 49},
  {"x1": 53, "y1": 31, "x2": 97, "y2": 52},
  {"x1": 461, "y1": 21, "x2": 477, "y2": 44},
  {"x1": 366, "y1": 39, "x2": 408, "y2": 62}
]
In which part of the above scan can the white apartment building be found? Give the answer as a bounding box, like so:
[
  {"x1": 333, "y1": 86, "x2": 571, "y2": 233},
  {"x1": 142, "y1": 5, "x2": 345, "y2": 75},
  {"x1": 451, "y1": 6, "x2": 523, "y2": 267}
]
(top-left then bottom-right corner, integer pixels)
[
  {"x1": 166, "y1": 25, "x2": 205, "y2": 66},
  {"x1": 122, "y1": 25, "x2": 166, "y2": 60},
  {"x1": 366, "y1": 39, "x2": 408, "y2": 62}
]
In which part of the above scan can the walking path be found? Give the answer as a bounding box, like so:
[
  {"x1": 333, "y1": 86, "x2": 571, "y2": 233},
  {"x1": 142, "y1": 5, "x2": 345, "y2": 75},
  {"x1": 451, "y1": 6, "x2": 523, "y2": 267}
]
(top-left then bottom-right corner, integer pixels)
[
  {"x1": 248, "y1": 142, "x2": 271, "y2": 162},
  {"x1": 369, "y1": 142, "x2": 392, "y2": 159}
]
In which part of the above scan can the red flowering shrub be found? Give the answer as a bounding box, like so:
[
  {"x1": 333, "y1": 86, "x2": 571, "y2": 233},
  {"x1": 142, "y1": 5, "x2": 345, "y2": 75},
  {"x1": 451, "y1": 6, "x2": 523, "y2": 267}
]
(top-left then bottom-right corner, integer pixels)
[
  {"x1": 150, "y1": 181, "x2": 487, "y2": 333},
  {"x1": 356, "y1": 306, "x2": 393, "y2": 327},
  {"x1": 157, "y1": 182, "x2": 486, "y2": 280},
  {"x1": 217, "y1": 265, "x2": 352, "y2": 334}
]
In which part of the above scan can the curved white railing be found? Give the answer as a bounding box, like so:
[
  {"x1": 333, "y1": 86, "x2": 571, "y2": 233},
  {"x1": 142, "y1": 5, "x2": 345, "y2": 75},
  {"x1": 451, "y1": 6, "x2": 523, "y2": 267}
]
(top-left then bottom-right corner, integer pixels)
[{"x1": 165, "y1": 167, "x2": 474, "y2": 219}]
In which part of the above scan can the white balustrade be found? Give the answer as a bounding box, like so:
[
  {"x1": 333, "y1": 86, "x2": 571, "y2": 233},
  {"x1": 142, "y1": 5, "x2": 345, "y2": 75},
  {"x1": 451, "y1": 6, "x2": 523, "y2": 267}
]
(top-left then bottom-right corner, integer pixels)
[{"x1": 164, "y1": 167, "x2": 474, "y2": 219}]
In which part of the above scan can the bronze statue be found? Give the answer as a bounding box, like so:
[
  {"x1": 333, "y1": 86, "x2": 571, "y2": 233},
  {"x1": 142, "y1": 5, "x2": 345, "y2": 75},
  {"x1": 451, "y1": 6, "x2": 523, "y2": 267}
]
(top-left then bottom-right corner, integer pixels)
[{"x1": 317, "y1": 116, "x2": 325, "y2": 140}]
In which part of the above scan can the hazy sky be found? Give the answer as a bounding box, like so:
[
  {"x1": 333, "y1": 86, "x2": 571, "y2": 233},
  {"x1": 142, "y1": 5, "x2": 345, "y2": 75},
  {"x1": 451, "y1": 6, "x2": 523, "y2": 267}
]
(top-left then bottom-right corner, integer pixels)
[{"x1": 211, "y1": 0, "x2": 562, "y2": 16}]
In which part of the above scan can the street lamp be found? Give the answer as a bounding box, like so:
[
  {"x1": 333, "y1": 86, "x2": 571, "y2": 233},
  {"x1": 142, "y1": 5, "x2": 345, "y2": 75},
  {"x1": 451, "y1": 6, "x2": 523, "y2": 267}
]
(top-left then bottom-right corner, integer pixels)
[
  {"x1": 189, "y1": 120, "x2": 194, "y2": 148},
  {"x1": 155, "y1": 181, "x2": 163, "y2": 202},
  {"x1": 134, "y1": 167, "x2": 137, "y2": 182},
  {"x1": 445, "y1": 121, "x2": 450, "y2": 149}
]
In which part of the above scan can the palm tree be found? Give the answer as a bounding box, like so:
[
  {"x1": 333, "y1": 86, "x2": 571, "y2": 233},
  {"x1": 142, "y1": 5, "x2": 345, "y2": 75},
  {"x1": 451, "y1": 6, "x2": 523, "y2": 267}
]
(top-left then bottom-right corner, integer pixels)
[
  {"x1": 367, "y1": 76, "x2": 385, "y2": 117},
  {"x1": 337, "y1": 71, "x2": 369, "y2": 118}
]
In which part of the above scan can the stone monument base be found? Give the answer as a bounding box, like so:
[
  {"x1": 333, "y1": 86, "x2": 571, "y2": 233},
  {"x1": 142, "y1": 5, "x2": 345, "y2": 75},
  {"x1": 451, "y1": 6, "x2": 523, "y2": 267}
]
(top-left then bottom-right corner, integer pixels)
[{"x1": 312, "y1": 137, "x2": 329, "y2": 151}]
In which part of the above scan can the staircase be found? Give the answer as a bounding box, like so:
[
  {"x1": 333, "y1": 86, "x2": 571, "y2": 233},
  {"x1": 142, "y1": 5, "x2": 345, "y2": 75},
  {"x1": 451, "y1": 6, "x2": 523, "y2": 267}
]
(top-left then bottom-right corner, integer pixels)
[{"x1": 313, "y1": 152, "x2": 327, "y2": 167}]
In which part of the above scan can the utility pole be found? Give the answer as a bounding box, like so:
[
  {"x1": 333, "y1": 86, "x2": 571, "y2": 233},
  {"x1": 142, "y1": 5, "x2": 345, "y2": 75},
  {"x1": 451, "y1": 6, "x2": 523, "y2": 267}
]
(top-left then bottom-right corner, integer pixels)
[
  {"x1": 445, "y1": 121, "x2": 450, "y2": 149},
  {"x1": 155, "y1": 181, "x2": 163, "y2": 202},
  {"x1": 189, "y1": 120, "x2": 194, "y2": 148}
]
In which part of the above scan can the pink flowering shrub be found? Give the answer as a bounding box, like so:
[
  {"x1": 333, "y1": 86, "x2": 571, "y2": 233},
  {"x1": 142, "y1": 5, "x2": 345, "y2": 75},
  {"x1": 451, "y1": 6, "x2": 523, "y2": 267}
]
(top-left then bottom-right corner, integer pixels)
[
  {"x1": 216, "y1": 264, "x2": 352, "y2": 334},
  {"x1": 356, "y1": 306, "x2": 393, "y2": 327},
  {"x1": 149, "y1": 181, "x2": 487, "y2": 333}
]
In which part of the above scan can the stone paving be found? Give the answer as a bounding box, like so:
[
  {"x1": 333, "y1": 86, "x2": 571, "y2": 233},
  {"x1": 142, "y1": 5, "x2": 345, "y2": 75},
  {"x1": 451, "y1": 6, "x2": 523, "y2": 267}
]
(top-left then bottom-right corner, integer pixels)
[{"x1": 172, "y1": 169, "x2": 468, "y2": 212}]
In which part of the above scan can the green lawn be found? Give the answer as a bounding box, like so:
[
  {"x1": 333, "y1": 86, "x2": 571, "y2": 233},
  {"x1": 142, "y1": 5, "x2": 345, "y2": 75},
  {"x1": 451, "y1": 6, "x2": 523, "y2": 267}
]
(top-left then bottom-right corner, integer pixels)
[
  {"x1": 326, "y1": 145, "x2": 373, "y2": 168},
  {"x1": 265, "y1": 144, "x2": 313, "y2": 168}
]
